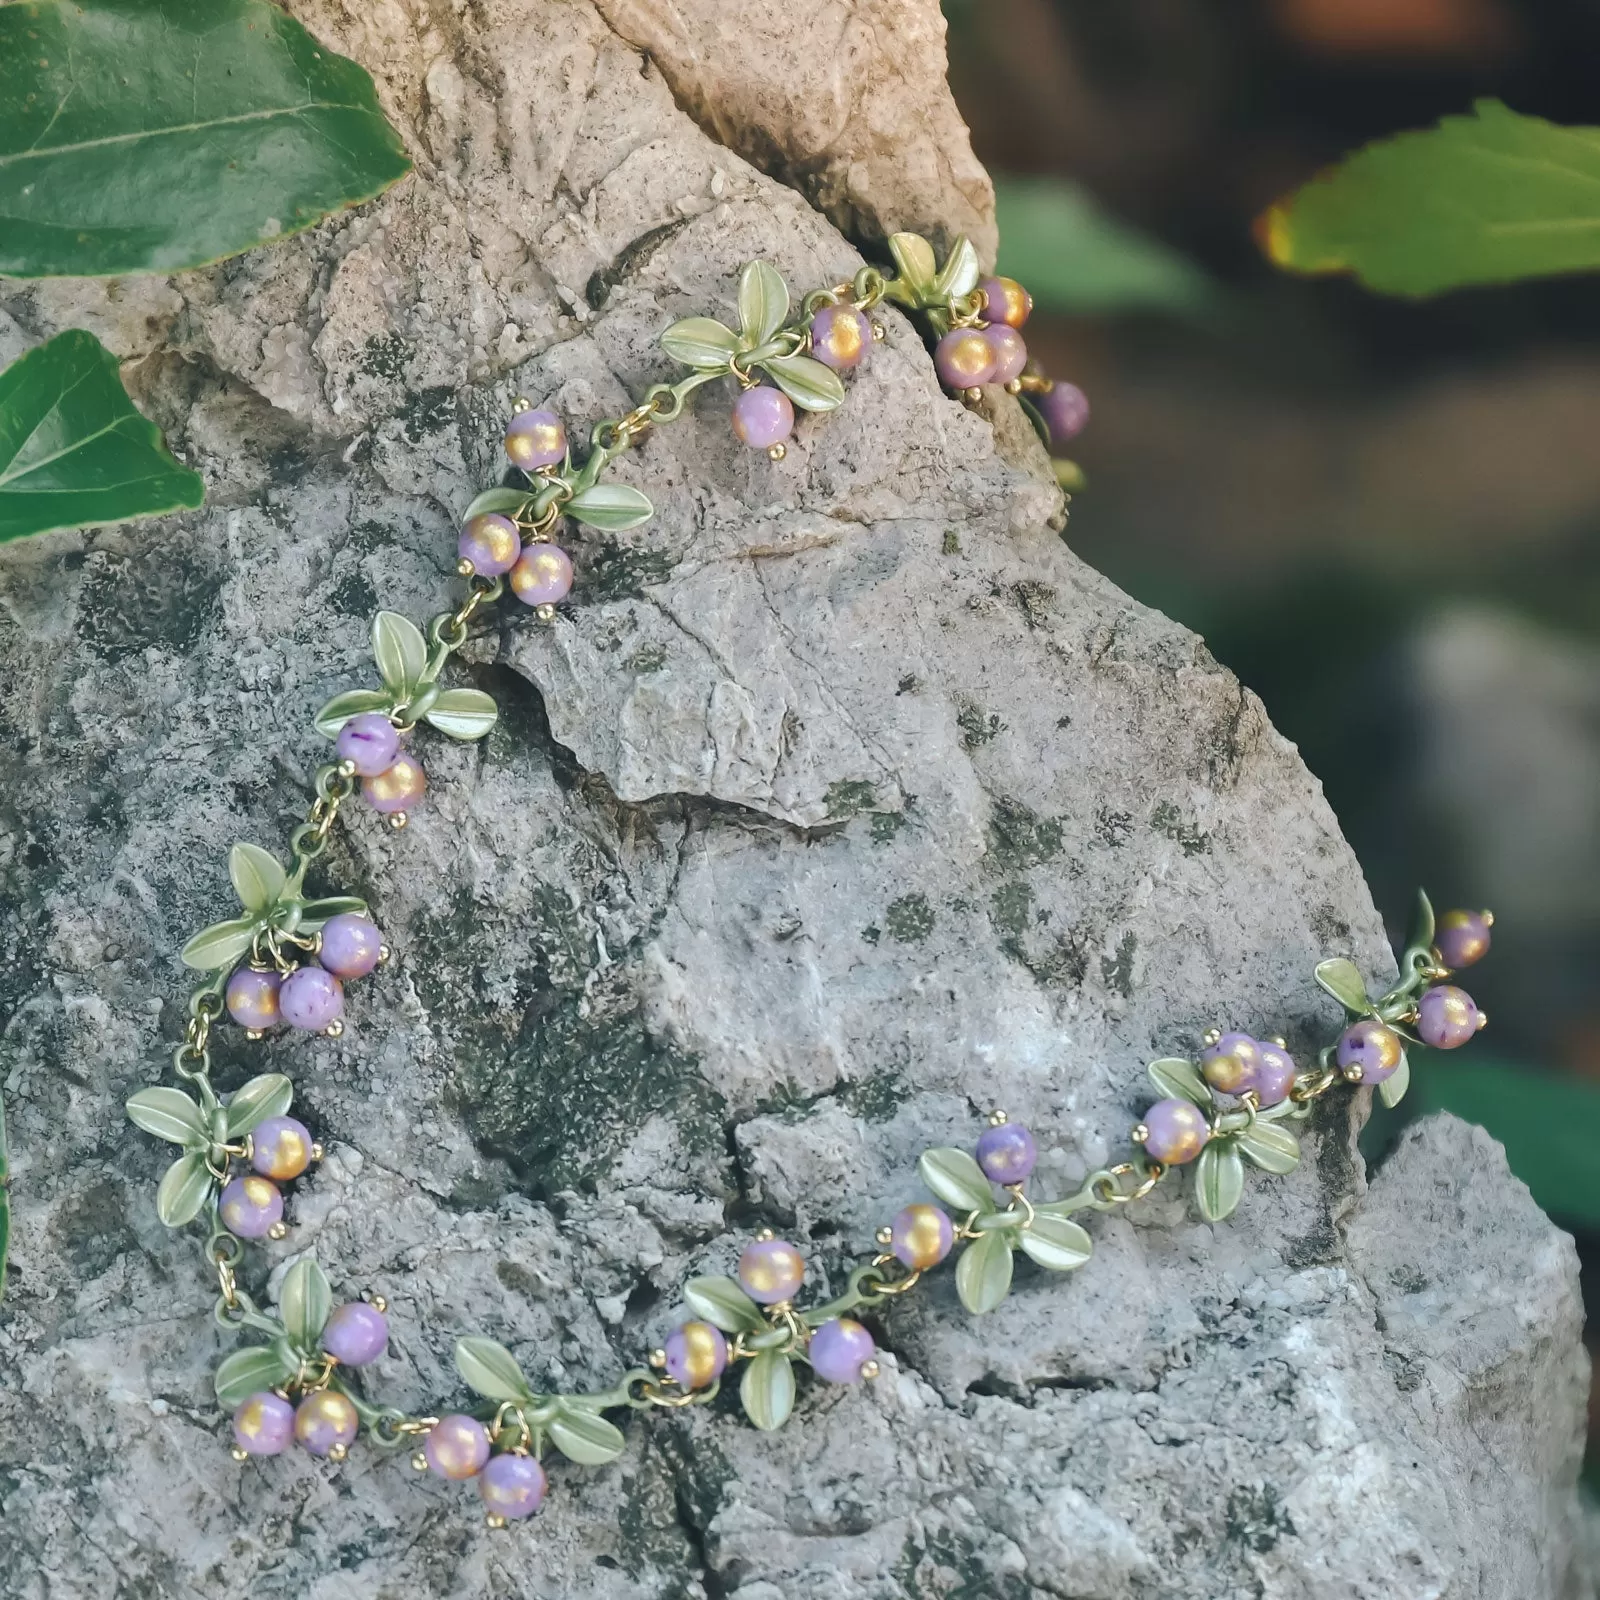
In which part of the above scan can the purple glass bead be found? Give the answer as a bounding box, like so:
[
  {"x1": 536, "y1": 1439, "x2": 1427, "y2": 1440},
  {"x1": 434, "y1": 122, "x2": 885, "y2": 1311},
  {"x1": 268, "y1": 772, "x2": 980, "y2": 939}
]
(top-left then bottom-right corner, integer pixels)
[
  {"x1": 1436, "y1": 909, "x2": 1492, "y2": 970},
  {"x1": 975, "y1": 1121, "x2": 1037, "y2": 1183},
  {"x1": 809, "y1": 1317, "x2": 876, "y2": 1384},
  {"x1": 738, "y1": 1237, "x2": 805, "y2": 1304},
  {"x1": 509, "y1": 543, "x2": 574, "y2": 608},
  {"x1": 294, "y1": 1389, "x2": 359, "y2": 1457},
  {"x1": 504, "y1": 408, "x2": 566, "y2": 472},
  {"x1": 363, "y1": 752, "x2": 426, "y2": 815},
  {"x1": 232, "y1": 1391, "x2": 295, "y2": 1456},
  {"x1": 1418, "y1": 985, "x2": 1481, "y2": 1049},
  {"x1": 1036, "y1": 380, "x2": 1090, "y2": 448},
  {"x1": 335, "y1": 713, "x2": 400, "y2": 779},
  {"x1": 1336, "y1": 1019, "x2": 1404, "y2": 1084},
  {"x1": 889, "y1": 1203, "x2": 954, "y2": 1271},
  {"x1": 1142, "y1": 1098, "x2": 1208, "y2": 1166},
  {"x1": 984, "y1": 325, "x2": 1028, "y2": 385},
  {"x1": 1254, "y1": 1042, "x2": 1296, "y2": 1108},
  {"x1": 810, "y1": 304, "x2": 872, "y2": 371},
  {"x1": 664, "y1": 1321, "x2": 728, "y2": 1390},
  {"x1": 458, "y1": 512, "x2": 522, "y2": 578},
  {"x1": 933, "y1": 327, "x2": 997, "y2": 391},
  {"x1": 219, "y1": 1174, "x2": 283, "y2": 1239},
  {"x1": 1201, "y1": 1032, "x2": 1263, "y2": 1096},
  {"x1": 279, "y1": 965, "x2": 344, "y2": 1032},
  {"x1": 731, "y1": 385, "x2": 794, "y2": 450},
  {"x1": 251, "y1": 1115, "x2": 313, "y2": 1181},
  {"x1": 322, "y1": 1301, "x2": 389, "y2": 1366},
  {"x1": 226, "y1": 967, "x2": 281, "y2": 1031},
  {"x1": 425, "y1": 1414, "x2": 492, "y2": 1480},
  {"x1": 480, "y1": 1452, "x2": 547, "y2": 1519},
  {"x1": 319, "y1": 913, "x2": 383, "y2": 980},
  {"x1": 978, "y1": 275, "x2": 1032, "y2": 329}
]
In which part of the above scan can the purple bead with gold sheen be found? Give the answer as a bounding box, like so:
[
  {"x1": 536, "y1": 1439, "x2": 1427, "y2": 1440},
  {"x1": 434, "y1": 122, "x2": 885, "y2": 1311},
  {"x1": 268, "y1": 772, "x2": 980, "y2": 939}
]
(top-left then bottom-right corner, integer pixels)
[
  {"x1": 1142, "y1": 1098, "x2": 1208, "y2": 1165},
  {"x1": 810, "y1": 304, "x2": 872, "y2": 371},
  {"x1": 1036, "y1": 380, "x2": 1090, "y2": 448},
  {"x1": 335, "y1": 712, "x2": 400, "y2": 779},
  {"x1": 425, "y1": 1414, "x2": 491, "y2": 1480},
  {"x1": 226, "y1": 967, "x2": 281, "y2": 1031},
  {"x1": 731, "y1": 385, "x2": 794, "y2": 449},
  {"x1": 458, "y1": 512, "x2": 522, "y2": 578},
  {"x1": 738, "y1": 1237, "x2": 805, "y2": 1304},
  {"x1": 1418, "y1": 985, "x2": 1481, "y2": 1049},
  {"x1": 1337, "y1": 1019, "x2": 1404, "y2": 1084},
  {"x1": 985, "y1": 325, "x2": 1028, "y2": 386},
  {"x1": 976, "y1": 1121, "x2": 1037, "y2": 1183},
  {"x1": 889, "y1": 1203, "x2": 954, "y2": 1270},
  {"x1": 219, "y1": 1173, "x2": 283, "y2": 1239},
  {"x1": 363, "y1": 752, "x2": 426, "y2": 815},
  {"x1": 933, "y1": 327, "x2": 997, "y2": 390},
  {"x1": 322, "y1": 1301, "x2": 388, "y2": 1366},
  {"x1": 809, "y1": 1317, "x2": 876, "y2": 1384},
  {"x1": 251, "y1": 1115, "x2": 313, "y2": 1181},
  {"x1": 1201, "y1": 1032, "x2": 1262, "y2": 1095},
  {"x1": 232, "y1": 1391, "x2": 295, "y2": 1456},
  {"x1": 480, "y1": 1452, "x2": 547, "y2": 1519},
  {"x1": 504, "y1": 408, "x2": 566, "y2": 472},
  {"x1": 664, "y1": 1320, "x2": 728, "y2": 1389},
  {"x1": 509, "y1": 544, "x2": 574, "y2": 607},
  {"x1": 978, "y1": 274, "x2": 1032, "y2": 329},
  {"x1": 319, "y1": 913, "x2": 383, "y2": 979},
  {"x1": 279, "y1": 965, "x2": 343, "y2": 1032},
  {"x1": 294, "y1": 1389, "x2": 360, "y2": 1457},
  {"x1": 1436, "y1": 909, "x2": 1492, "y2": 970},
  {"x1": 1254, "y1": 1042, "x2": 1296, "y2": 1107}
]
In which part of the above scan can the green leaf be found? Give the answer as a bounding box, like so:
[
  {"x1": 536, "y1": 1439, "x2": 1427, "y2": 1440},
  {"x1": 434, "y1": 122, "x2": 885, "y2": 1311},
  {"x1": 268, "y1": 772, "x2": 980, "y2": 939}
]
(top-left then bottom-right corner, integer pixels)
[
  {"x1": 547, "y1": 1405, "x2": 627, "y2": 1466},
  {"x1": 1235, "y1": 1121, "x2": 1301, "y2": 1175},
  {"x1": 1017, "y1": 1213, "x2": 1092, "y2": 1273},
  {"x1": 280, "y1": 1258, "x2": 332, "y2": 1351},
  {"x1": 683, "y1": 1275, "x2": 767, "y2": 1335},
  {"x1": 296, "y1": 896, "x2": 369, "y2": 933},
  {"x1": 1405, "y1": 888, "x2": 1437, "y2": 956},
  {"x1": 564, "y1": 483, "x2": 655, "y2": 531},
  {"x1": 0, "y1": 330, "x2": 204, "y2": 544},
  {"x1": 955, "y1": 1228, "x2": 1014, "y2": 1314},
  {"x1": 214, "y1": 1344, "x2": 296, "y2": 1409},
  {"x1": 455, "y1": 1336, "x2": 533, "y2": 1404},
  {"x1": 229, "y1": 843, "x2": 287, "y2": 916},
  {"x1": 423, "y1": 687, "x2": 499, "y2": 741},
  {"x1": 916, "y1": 1147, "x2": 995, "y2": 1217},
  {"x1": 155, "y1": 1150, "x2": 214, "y2": 1228},
  {"x1": 226, "y1": 1074, "x2": 294, "y2": 1138},
  {"x1": 1378, "y1": 1052, "x2": 1411, "y2": 1109},
  {"x1": 1315, "y1": 957, "x2": 1371, "y2": 1016},
  {"x1": 739, "y1": 1347, "x2": 795, "y2": 1431},
  {"x1": 762, "y1": 352, "x2": 847, "y2": 414},
  {"x1": 738, "y1": 261, "x2": 790, "y2": 347},
  {"x1": 1260, "y1": 100, "x2": 1600, "y2": 298},
  {"x1": 993, "y1": 177, "x2": 1213, "y2": 315},
  {"x1": 180, "y1": 916, "x2": 259, "y2": 972},
  {"x1": 371, "y1": 611, "x2": 427, "y2": 697},
  {"x1": 1148, "y1": 1058, "x2": 1213, "y2": 1107},
  {"x1": 932, "y1": 235, "x2": 981, "y2": 302},
  {"x1": 125, "y1": 1086, "x2": 207, "y2": 1147},
  {"x1": 660, "y1": 316, "x2": 741, "y2": 371},
  {"x1": 887, "y1": 232, "x2": 939, "y2": 297},
  {"x1": 463, "y1": 486, "x2": 536, "y2": 522},
  {"x1": 0, "y1": 0, "x2": 412, "y2": 279},
  {"x1": 313, "y1": 688, "x2": 394, "y2": 738},
  {"x1": 1193, "y1": 1139, "x2": 1245, "y2": 1223}
]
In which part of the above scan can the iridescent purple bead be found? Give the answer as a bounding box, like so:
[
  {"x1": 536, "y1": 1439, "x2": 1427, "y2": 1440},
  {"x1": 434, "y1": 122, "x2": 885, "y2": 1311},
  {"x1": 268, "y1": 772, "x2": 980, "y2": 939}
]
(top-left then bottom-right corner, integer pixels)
[
  {"x1": 480, "y1": 1452, "x2": 547, "y2": 1520},
  {"x1": 1436, "y1": 909, "x2": 1492, "y2": 970},
  {"x1": 889, "y1": 1203, "x2": 954, "y2": 1270},
  {"x1": 363, "y1": 752, "x2": 426, "y2": 815},
  {"x1": 425, "y1": 1414, "x2": 491, "y2": 1480},
  {"x1": 318, "y1": 913, "x2": 383, "y2": 980},
  {"x1": 458, "y1": 512, "x2": 522, "y2": 578},
  {"x1": 809, "y1": 1317, "x2": 876, "y2": 1384},
  {"x1": 226, "y1": 967, "x2": 281, "y2": 1031},
  {"x1": 279, "y1": 965, "x2": 344, "y2": 1032},
  {"x1": 984, "y1": 325, "x2": 1028, "y2": 386},
  {"x1": 731, "y1": 386, "x2": 794, "y2": 450},
  {"x1": 975, "y1": 1121, "x2": 1037, "y2": 1183},
  {"x1": 978, "y1": 275, "x2": 1032, "y2": 329},
  {"x1": 232, "y1": 1391, "x2": 295, "y2": 1456},
  {"x1": 738, "y1": 1237, "x2": 805, "y2": 1304},
  {"x1": 1141, "y1": 1098, "x2": 1208, "y2": 1166},
  {"x1": 509, "y1": 543, "x2": 574, "y2": 607},
  {"x1": 504, "y1": 408, "x2": 566, "y2": 472},
  {"x1": 1337, "y1": 1019, "x2": 1404, "y2": 1084},
  {"x1": 664, "y1": 1320, "x2": 728, "y2": 1390},
  {"x1": 1036, "y1": 380, "x2": 1090, "y2": 448},
  {"x1": 335, "y1": 712, "x2": 400, "y2": 779},
  {"x1": 1254, "y1": 1042, "x2": 1297, "y2": 1108},
  {"x1": 322, "y1": 1301, "x2": 388, "y2": 1366},
  {"x1": 251, "y1": 1115, "x2": 313, "y2": 1181},
  {"x1": 933, "y1": 327, "x2": 997, "y2": 391},
  {"x1": 1418, "y1": 985, "x2": 1481, "y2": 1049},
  {"x1": 810, "y1": 304, "x2": 872, "y2": 371},
  {"x1": 294, "y1": 1389, "x2": 359, "y2": 1457},
  {"x1": 219, "y1": 1174, "x2": 283, "y2": 1239},
  {"x1": 1201, "y1": 1032, "x2": 1262, "y2": 1096}
]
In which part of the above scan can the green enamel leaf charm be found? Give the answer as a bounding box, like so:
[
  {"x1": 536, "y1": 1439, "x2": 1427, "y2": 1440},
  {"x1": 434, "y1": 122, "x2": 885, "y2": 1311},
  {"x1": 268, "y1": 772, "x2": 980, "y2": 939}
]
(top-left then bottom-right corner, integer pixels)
[
  {"x1": 547, "y1": 1404, "x2": 628, "y2": 1466},
  {"x1": 1378, "y1": 1052, "x2": 1412, "y2": 1109},
  {"x1": 684, "y1": 1275, "x2": 768, "y2": 1335},
  {"x1": 371, "y1": 611, "x2": 429, "y2": 698},
  {"x1": 126, "y1": 1086, "x2": 207, "y2": 1147},
  {"x1": 660, "y1": 316, "x2": 742, "y2": 371},
  {"x1": 225, "y1": 1075, "x2": 294, "y2": 1139},
  {"x1": 1148, "y1": 1057, "x2": 1213, "y2": 1107},
  {"x1": 180, "y1": 917, "x2": 259, "y2": 972},
  {"x1": 423, "y1": 687, "x2": 499, "y2": 741},
  {"x1": 917, "y1": 1148, "x2": 995, "y2": 1217},
  {"x1": 1017, "y1": 1212, "x2": 1093, "y2": 1272},
  {"x1": 740, "y1": 1347, "x2": 796, "y2": 1431},
  {"x1": 455, "y1": 1336, "x2": 534, "y2": 1405},
  {"x1": 229, "y1": 843, "x2": 288, "y2": 917},
  {"x1": 1405, "y1": 888, "x2": 1437, "y2": 957},
  {"x1": 762, "y1": 352, "x2": 847, "y2": 414},
  {"x1": 1315, "y1": 957, "x2": 1371, "y2": 1016},
  {"x1": 738, "y1": 261, "x2": 790, "y2": 347},
  {"x1": 564, "y1": 483, "x2": 655, "y2": 531},
  {"x1": 463, "y1": 486, "x2": 537, "y2": 523},
  {"x1": 885, "y1": 232, "x2": 940, "y2": 303},
  {"x1": 1194, "y1": 1139, "x2": 1246, "y2": 1223},
  {"x1": 296, "y1": 896, "x2": 369, "y2": 933},
  {"x1": 1235, "y1": 1120, "x2": 1301, "y2": 1175},
  {"x1": 280, "y1": 1258, "x2": 332, "y2": 1352},
  {"x1": 955, "y1": 1228, "x2": 1015, "y2": 1314},
  {"x1": 314, "y1": 688, "x2": 395, "y2": 738},
  {"x1": 215, "y1": 1343, "x2": 297, "y2": 1409},
  {"x1": 931, "y1": 236, "x2": 981, "y2": 302},
  {"x1": 156, "y1": 1151, "x2": 214, "y2": 1228}
]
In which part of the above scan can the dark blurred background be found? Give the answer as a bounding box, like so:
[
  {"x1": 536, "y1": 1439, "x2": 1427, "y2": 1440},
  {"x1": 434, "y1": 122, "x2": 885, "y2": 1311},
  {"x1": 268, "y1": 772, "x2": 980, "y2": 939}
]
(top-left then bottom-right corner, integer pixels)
[{"x1": 944, "y1": 0, "x2": 1600, "y2": 1472}]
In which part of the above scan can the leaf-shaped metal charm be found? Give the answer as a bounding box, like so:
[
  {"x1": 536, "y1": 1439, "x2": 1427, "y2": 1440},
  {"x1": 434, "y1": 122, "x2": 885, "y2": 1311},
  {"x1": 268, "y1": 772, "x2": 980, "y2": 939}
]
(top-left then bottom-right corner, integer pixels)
[
  {"x1": 1235, "y1": 1120, "x2": 1301, "y2": 1174},
  {"x1": 371, "y1": 611, "x2": 428, "y2": 697},
  {"x1": 314, "y1": 687, "x2": 395, "y2": 738},
  {"x1": 156, "y1": 1150, "x2": 214, "y2": 1227},
  {"x1": 1148, "y1": 1057, "x2": 1213, "y2": 1107},
  {"x1": 126, "y1": 1086, "x2": 207, "y2": 1147},
  {"x1": 1017, "y1": 1212, "x2": 1093, "y2": 1272},
  {"x1": 740, "y1": 1347, "x2": 796, "y2": 1431},
  {"x1": 1378, "y1": 1052, "x2": 1411, "y2": 1109},
  {"x1": 738, "y1": 261, "x2": 791, "y2": 348},
  {"x1": 887, "y1": 232, "x2": 939, "y2": 297},
  {"x1": 423, "y1": 687, "x2": 499, "y2": 741},
  {"x1": 684, "y1": 1275, "x2": 768, "y2": 1334},
  {"x1": 955, "y1": 1227, "x2": 1015, "y2": 1314},
  {"x1": 296, "y1": 896, "x2": 369, "y2": 933},
  {"x1": 1194, "y1": 1139, "x2": 1246, "y2": 1223},
  {"x1": 1314, "y1": 957, "x2": 1371, "y2": 1016},
  {"x1": 917, "y1": 1148, "x2": 995, "y2": 1217},
  {"x1": 229, "y1": 843, "x2": 287, "y2": 916},
  {"x1": 280, "y1": 1257, "x2": 332, "y2": 1352},
  {"x1": 214, "y1": 1343, "x2": 297, "y2": 1408},
  {"x1": 463, "y1": 485, "x2": 536, "y2": 523},
  {"x1": 932, "y1": 236, "x2": 981, "y2": 302},
  {"x1": 455, "y1": 1335, "x2": 535, "y2": 1404},
  {"x1": 564, "y1": 483, "x2": 655, "y2": 531},
  {"x1": 547, "y1": 1404, "x2": 628, "y2": 1465},
  {"x1": 660, "y1": 316, "x2": 742, "y2": 370},
  {"x1": 1405, "y1": 888, "x2": 1436, "y2": 957},
  {"x1": 226, "y1": 1074, "x2": 294, "y2": 1138},
  {"x1": 180, "y1": 916, "x2": 259, "y2": 972},
  {"x1": 762, "y1": 352, "x2": 847, "y2": 413}
]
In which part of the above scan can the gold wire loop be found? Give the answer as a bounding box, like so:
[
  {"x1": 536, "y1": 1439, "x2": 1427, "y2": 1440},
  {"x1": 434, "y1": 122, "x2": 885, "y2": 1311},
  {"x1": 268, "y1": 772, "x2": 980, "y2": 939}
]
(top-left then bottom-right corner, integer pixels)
[{"x1": 1090, "y1": 1161, "x2": 1166, "y2": 1207}]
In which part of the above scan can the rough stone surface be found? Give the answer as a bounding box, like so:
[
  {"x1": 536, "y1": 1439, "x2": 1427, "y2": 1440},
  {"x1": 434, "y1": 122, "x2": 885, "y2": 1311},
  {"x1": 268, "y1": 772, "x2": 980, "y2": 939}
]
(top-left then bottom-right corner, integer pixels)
[{"x1": 0, "y1": 2, "x2": 1586, "y2": 1596}]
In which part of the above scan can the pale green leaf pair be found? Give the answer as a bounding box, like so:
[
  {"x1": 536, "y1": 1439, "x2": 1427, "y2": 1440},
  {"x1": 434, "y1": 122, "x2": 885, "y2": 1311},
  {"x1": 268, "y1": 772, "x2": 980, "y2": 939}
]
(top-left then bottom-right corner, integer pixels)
[
  {"x1": 881, "y1": 233, "x2": 981, "y2": 311},
  {"x1": 453, "y1": 1337, "x2": 627, "y2": 1463},
  {"x1": 1193, "y1": 1121, "x2": 1302, "y2": 1223},
  {"x1": 281, "y1": 1258, "x2": 333, "y2": 1353}
]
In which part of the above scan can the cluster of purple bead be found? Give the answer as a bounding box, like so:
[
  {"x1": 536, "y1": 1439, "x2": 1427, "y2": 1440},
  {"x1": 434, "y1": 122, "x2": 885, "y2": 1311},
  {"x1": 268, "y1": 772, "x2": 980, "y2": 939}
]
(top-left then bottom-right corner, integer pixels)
[
  {"x1": 224, "y1": 911, "x2": 386, "y2": 1042},
  {"x1": 336, "y1": 712, "x2": 428, "y2": 823}
]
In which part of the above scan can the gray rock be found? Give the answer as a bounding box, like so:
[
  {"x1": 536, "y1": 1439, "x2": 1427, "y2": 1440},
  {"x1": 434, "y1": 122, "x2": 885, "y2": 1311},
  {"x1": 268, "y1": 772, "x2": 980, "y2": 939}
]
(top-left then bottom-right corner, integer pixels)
[{"x1": 0, "y1": 2, "x2": 1586, "y2": 1596}]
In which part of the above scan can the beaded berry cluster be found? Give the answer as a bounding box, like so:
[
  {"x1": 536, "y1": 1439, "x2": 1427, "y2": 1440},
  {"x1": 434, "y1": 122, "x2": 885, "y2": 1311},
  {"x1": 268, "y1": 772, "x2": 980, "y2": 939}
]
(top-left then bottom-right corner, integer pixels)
[{"x1": 125, "y1": 236, "x2": 1491, "y2": 1528}]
